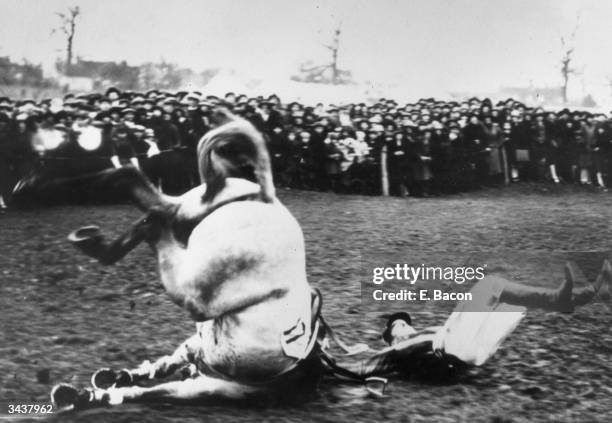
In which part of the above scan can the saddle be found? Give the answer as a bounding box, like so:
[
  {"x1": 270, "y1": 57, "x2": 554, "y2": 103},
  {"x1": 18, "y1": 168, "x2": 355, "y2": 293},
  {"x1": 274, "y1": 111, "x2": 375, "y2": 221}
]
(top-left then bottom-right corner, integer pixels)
[{"x1": 272, "y1": 288, "x2": 388, "y2": 396}]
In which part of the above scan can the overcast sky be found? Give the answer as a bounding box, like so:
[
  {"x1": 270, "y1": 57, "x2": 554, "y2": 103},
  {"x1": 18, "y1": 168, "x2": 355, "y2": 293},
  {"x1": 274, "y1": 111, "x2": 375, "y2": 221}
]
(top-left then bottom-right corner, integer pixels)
[{"x1": 1, "y1": 0, "x2": 611, "y2": 98}]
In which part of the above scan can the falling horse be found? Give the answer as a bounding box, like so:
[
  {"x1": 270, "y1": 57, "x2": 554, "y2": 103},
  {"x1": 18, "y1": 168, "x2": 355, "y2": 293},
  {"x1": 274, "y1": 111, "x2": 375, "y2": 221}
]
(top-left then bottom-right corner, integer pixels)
[
  {"x1": 36, "y1": 110, "x2": 333, "y2": 408},
  {"x1": 14, "y1": 110, "x2": 610, "y2": 410}
]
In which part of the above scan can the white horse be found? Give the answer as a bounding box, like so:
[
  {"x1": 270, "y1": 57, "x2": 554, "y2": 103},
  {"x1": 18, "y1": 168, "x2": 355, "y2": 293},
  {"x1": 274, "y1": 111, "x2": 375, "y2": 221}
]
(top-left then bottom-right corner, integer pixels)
[{"x1": 49, "y1": 111, "x2": 320, "y2": 409}]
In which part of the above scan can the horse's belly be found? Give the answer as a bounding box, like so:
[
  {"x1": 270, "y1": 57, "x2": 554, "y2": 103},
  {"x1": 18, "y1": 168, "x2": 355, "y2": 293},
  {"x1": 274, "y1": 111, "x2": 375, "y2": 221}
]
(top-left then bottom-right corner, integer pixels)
[
  {"x1": 195, "y1": 321, "x2": 294, "y2": 381},
  {"x1": 195, "y1": 294, "x2": 312, "y2": 382}
]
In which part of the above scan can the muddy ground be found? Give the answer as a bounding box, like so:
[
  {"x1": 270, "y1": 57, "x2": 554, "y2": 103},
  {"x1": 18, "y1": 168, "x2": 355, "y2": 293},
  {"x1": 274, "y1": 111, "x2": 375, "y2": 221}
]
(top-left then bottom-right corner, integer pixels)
[{"x1": 1, "y1": 184, "x2": 611, "y2": 422}]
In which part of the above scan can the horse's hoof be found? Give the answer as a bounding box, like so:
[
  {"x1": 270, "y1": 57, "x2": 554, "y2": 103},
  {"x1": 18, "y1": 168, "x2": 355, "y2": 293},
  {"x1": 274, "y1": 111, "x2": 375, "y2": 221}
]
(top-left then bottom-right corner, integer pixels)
[
  {"x1": 68, "y1": 226, "x2": 108, "y2": 260},
  {"x1": 91, "y1": 368, "x2": 115, "y2": 389},
  {"x1": 51, "y1": 383, "x2": 92, "y2": 411},
  {"x1": 116, "y1": 369, "x2": 134, "y2": 387},
  {"x1": 180, "y1": 364, "x2": 198, "y2": 380},
  {"x1": 91, "y1": 368, "x2": 133, "y2": 389},
  {"x1": 68, "y1": 226, "x2": 102, "y2": 243}
]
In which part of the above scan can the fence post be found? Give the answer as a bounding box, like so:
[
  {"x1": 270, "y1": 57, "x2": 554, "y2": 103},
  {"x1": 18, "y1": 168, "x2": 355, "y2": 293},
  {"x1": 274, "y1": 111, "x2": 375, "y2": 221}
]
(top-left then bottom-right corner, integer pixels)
[
  {"x1": 380, "y1": 144, "x2": 389, "y2": 196},
  {"x1": 501, "y1": 143, "x2": 510, "y2": 185}
]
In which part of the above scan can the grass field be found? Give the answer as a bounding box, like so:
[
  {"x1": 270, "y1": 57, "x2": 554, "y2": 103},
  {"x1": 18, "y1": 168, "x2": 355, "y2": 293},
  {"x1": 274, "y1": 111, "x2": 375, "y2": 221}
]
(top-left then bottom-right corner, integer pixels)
[{"x1": 1, "y1": 184, "x2": 611, "y2": 422}]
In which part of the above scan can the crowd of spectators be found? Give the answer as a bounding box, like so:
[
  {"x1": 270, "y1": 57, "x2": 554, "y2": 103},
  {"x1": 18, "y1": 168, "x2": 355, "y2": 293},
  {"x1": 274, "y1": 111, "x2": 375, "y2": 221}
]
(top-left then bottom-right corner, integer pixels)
[{"x1": 1, "y1": 87, "x2": 612, "y2": 209}]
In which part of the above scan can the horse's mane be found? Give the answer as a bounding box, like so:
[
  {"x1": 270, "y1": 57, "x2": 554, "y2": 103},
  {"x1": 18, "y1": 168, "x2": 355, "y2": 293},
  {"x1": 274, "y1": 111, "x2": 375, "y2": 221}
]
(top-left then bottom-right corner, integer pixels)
[{"x1": 197, "y1": 108, "x2": 275, "y2": 204}]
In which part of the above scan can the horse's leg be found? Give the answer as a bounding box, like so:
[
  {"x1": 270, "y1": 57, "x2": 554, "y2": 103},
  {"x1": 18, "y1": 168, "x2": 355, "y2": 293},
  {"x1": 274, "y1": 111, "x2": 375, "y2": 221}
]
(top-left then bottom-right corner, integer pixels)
[
  {"x1": 47, "y1": 166, "x2": 181, "y2": 263},
  {"x1": 13, "y1": 165, "x2": 168, "y2": 211},
  {"x1": 129, "y1": 334, "x2": 201, "y2": 381},
  {"x1": 53, "y1": 376, "x2": 262, "y2": 409},
  {"x1": 92, "y1": 335, "x2": 200, "y2": 388},
  {"x1": 105, "y1": 375, "x2": 261, "y2": 405},
  {"x1": 68, "y1": 214, "x2": 159, "y2": 265}
]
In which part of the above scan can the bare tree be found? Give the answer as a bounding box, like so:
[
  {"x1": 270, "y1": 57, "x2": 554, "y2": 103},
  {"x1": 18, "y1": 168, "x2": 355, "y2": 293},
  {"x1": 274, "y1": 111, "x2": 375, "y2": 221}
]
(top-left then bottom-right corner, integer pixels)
[
  {"x1": 325, "y1": 26, "x2": 342, "y2": 84},
  {"x1": 292, "y1": 24, "x2": 353, "y2": 85},
  {"x1": 52, "y1": 6, "x2": 80, "y2": 73},
  {"x1": 560, "y1": 15, "x2": 580, "y2": 104}
]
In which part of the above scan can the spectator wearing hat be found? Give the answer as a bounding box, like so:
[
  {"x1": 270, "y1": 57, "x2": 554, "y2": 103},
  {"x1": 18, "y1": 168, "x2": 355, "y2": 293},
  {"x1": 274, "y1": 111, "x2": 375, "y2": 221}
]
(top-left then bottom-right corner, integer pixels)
[
  {"x1": 463, "y1": 114, "x2": 488, "y2": 188},
  {"x1": 108, "y1": 123, "x2": 139, "y2": 170},
  {"x1": 295, "y1": 130, "x2": 317, "y2": 189},
  {"x1": 258, "y1": 101, "x2": 284, "y2": 137},
  {"x1": 448, "y1": 122, "x2": 473, "y2": 192},
  {"x1": 508, "y1": 110, "x2": 533, "y2": 182},
  {"x1": 323, "y1": 132, "x2": 344, "y2": 192},
  {"x1": 480, "y1": 115, "x2": 505, "y2": 185},
  {"x1": 224, "y1": 92, "x2": 236, "y2": 105},
  {"x1": 147, "y1": 110, "x2": 186, "y2": 194},
  {"x1": 0, "y1": 113, "x2": 16, "y2": 209},
  {"x1": 555, "y1": 111, "x2": 578, "y2": 183},
  {"x1": 268, "y1": 126, "x2": 292, "y2": 188},
  {"x1": 412, "y1": 128, "x2": 435, "y2": 196},
  {"x1": 307, "y1": 121, "x2": 329, "y2": 191},
  {"x1": 284, "y1": 131, "x2": 303, "y2": 189},
  {"x1": 105, "y1": 87, "x2": 121, "y2": 102},
  {"x1": 578, "y1": 113, "x2": 596, "y2": 185},
  {"x1": 430, "y1": 121, "x2": 453, "y2": 194},
  {"x1": 593, "y1": 115, "x2": 612, "y2": 189},
  {"x1": 386, "y1": 131, "x2": 412, "y2": 197}
]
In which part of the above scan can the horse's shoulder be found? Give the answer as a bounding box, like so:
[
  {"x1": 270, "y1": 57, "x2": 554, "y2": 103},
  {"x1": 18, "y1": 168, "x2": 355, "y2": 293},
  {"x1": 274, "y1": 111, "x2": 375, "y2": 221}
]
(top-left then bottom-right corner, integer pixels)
[
  {"x1": 189, "y1": 200, "x2": 302, "y2": 250},
  {"x1": 204, "y1": 200, "x2": 297, "y2": 228}
]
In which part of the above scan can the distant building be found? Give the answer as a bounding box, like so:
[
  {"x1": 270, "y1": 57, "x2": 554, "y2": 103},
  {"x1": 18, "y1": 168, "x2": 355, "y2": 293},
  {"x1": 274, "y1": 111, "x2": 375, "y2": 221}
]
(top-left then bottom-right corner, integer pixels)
[
  {"x1": 0, "y1": 56, "x2": 46, "y2": 86},
  {"x1": 58, "y1": 58, "x2": 140, "y2": 91}
]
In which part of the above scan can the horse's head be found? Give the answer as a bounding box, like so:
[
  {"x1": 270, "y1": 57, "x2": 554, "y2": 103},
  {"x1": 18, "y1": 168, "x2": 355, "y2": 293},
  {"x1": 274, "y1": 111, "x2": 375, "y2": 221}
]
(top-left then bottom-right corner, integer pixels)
[{"x1": 197, "y1": 109, "x2": 275, "y2": 204}]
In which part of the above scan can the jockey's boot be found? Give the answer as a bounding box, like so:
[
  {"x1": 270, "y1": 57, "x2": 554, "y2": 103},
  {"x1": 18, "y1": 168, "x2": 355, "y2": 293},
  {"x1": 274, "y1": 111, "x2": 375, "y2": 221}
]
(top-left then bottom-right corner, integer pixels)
[
  {"x1": 570, "y1": 259, "x2": 612, "y2": 307},
  {"x1": 67, "y1": 226, "x2": 106, "y2": 260}
]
